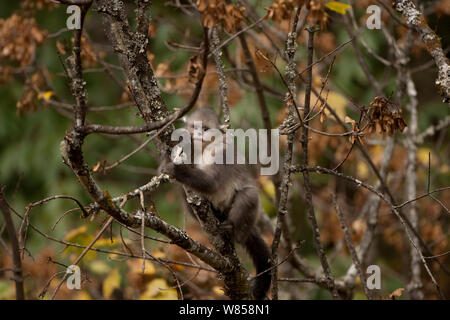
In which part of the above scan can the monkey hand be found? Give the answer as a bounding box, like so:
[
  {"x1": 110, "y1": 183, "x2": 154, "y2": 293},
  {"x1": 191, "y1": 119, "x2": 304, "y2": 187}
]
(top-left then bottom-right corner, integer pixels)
[
  {"x1": 158, "y1": 159, "x2": 176, "y2": 177},
  {"x1": 221, "y1": 221, "x2": 235, "y2": 239}
]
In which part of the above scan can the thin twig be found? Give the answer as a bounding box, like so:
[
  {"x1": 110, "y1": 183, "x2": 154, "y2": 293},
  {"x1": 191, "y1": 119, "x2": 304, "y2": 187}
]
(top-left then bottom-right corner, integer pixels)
[
  {"x1": 332, "y1": 194, "x2": 372, "y2": 299},
  {"x1": 50, "y1": 216, "x2": 114, "y2": 299}
]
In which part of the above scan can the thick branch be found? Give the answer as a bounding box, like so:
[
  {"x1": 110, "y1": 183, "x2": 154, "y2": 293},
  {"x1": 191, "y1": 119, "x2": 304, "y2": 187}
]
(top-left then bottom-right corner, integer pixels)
[
  {"x1": 301, "y1": 27, "x2": 338, "y2": 299},
  {"x1": 394, "y1": 0, "x2": 450, "y2": 103},
  {"x1": 70, "y1": 0, "x2": 250, "y2": 299},
  {"x1": 270, "y1": 6, "x2": 302, "y2": 300},
  {"x1": 0, "y1": 188, "x2": 25, "y2": 300}
]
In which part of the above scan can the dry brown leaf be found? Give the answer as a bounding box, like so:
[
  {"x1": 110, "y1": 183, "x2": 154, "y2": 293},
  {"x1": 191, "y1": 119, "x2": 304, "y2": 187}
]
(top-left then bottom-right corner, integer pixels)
[{"x1": 389, "y1": 288, "x2": 404, "y2": 299}]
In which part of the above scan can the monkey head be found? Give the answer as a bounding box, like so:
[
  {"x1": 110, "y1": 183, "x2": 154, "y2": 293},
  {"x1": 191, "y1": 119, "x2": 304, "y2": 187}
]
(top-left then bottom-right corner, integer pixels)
[{"x1": 184, "y1": 107, "x2": 222, "y2": 146}]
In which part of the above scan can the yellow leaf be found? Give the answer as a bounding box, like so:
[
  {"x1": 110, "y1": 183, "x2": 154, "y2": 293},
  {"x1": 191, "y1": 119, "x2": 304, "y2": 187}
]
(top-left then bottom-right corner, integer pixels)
[
  {"x1": 74, "y1": 290, "x2": 92, "y2": 300},
  {"x1": 371, "y1": 145, "x2": 384, "y2": 161},
  {"x1": 37, "y1": 91, "x2": 54, "y2": 101},
  {"x1": 140, "y1": 279, "x2": 178, "y2": 300},
  {"x1": 325, "y1": 1, "x2": 351, "y2": 15},
  {"x1": 141, "y1": 261, "x2": 156, "y2": 275},
  {"x1": 127, "y1": 259, "x2": 156, "y2": 276},
  {"x1": 108, "y1": 253, "x2": 120, "y2": 260},
  {"x1": 158, "y1": 288, "x2": 178, "y2": 300},
  {"x1": 0, "y1": 280, "x2": 15, "y2": 299},
  {"x1": 357, "y1": 161, "x2": 369, "y2": 179},
  {"x1": 63, "y1": 226, "x2": 96, "y2": 259},
  {"x1": 173, "y1": 265, "x2": 184, "y2": 271},
  {"x1": 417, "y1": 148, "x2": 431, "y2": 166},
  {"x1": 259, "y1": 176, "x2": 275, "y2": 199},
  {"x1": 152, "y1": 250, "x2": 166, "y2": 259},
  {"x1": 64, "y1": 225, "x2": 88, "y2": 242},
  {"x1": 103, "y1": 268, "x2": 121, "y2": 298},
  {"x1": 94, "y1": 238, "x2": 120, "y2": 248},
  {"x1": 89, "y1": 261, "x2": 111, "y2": 275},
  {"x1": 213, "y1": 286, "x2": 225, "y2": 295},
  {"x1": 326, "y1": 91, "x2": 347, "y2": 119}
]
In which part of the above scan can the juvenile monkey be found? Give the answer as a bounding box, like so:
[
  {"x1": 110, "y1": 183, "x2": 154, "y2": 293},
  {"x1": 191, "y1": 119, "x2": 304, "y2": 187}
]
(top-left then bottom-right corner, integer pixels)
[{"x1": 162, "y1": 107, "x2": 272, "y2": 299}]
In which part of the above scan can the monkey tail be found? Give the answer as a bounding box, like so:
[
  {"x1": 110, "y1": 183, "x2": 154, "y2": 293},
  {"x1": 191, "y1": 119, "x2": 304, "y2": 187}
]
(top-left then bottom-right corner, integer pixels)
[{"x1": 243, "y1": 227, "x2": 272, "y2": 300}]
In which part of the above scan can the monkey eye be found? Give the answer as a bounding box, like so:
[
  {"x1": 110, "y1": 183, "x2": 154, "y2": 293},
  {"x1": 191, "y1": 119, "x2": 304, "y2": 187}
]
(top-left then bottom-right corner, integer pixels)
[{"x1": 203, "y1": 126, "x2": 210, "y2": 131}]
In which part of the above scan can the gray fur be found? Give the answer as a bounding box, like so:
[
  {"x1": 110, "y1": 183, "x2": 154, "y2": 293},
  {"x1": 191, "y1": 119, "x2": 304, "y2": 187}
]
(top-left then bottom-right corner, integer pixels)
[{"x1": 165, "y1": 107, "x2": 272, "y2": 299}]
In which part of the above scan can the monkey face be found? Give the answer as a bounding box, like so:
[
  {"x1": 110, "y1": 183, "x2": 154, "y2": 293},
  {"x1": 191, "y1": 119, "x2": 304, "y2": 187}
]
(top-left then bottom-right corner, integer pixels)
[{"x1": 185, "y1": 107, "x2": 222, "y2": 145}]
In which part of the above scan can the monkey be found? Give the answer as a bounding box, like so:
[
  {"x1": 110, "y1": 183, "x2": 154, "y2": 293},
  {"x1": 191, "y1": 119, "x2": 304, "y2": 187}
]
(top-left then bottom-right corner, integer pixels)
[{"x1": 161, "y1": 107, "x2": 272, "y2": 300}]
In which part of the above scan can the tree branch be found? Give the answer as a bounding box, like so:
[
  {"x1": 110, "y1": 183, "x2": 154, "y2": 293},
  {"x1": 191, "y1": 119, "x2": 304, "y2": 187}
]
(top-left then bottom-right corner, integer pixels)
[
  {"x1": 393, "y1": 0, "x2": 450, "y2": 103},
  {"x1": 0, "y1": 188, "x2": 25, "y2": 300}
]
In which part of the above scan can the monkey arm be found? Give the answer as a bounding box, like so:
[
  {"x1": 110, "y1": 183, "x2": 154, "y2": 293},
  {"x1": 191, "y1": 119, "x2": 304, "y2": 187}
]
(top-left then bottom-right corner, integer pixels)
[
  {"x1": 225, "y1": 187, "x2": 259, "y2": 242},
  {"x1": 171, "y1": 163, "x2": 223, "y2": 194}
]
